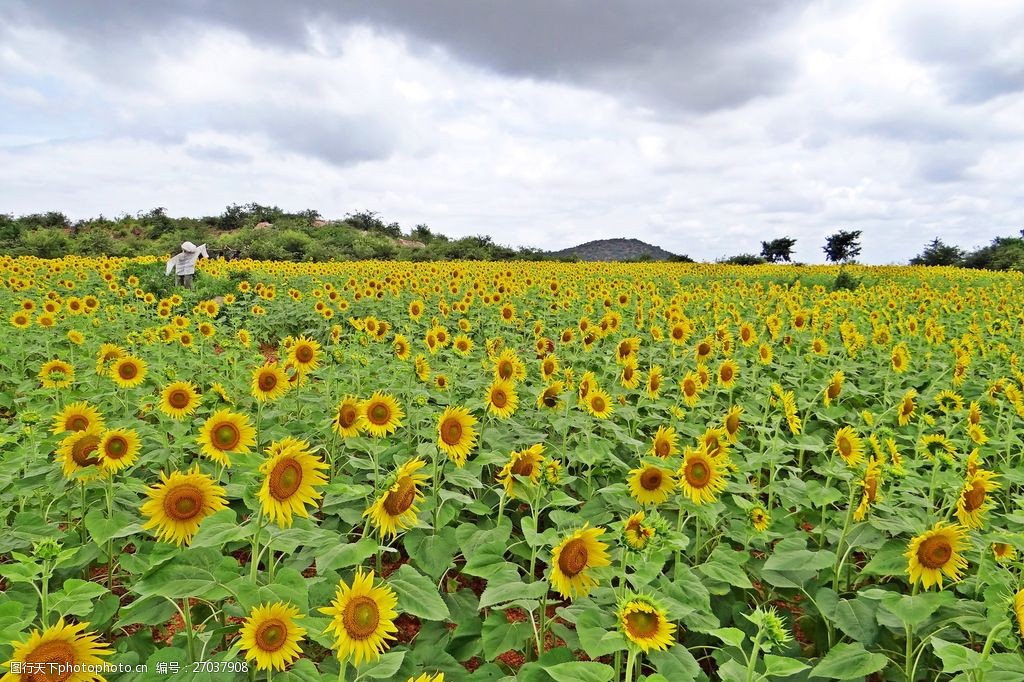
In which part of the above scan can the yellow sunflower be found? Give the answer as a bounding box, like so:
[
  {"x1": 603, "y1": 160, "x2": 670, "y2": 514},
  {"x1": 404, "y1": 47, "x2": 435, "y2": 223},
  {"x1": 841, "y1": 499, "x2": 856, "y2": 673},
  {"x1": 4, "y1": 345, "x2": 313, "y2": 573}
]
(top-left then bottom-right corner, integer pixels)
[
  {"x1": 159, "y1": 381, "x2": 202, "y2": 420},
  {"x1": 549, "y1": 525, "x2": 611, "y2": 600},
  {"x1": 364, "y1": 458, "x2": 430, "y2": 537},
  {"x1": 627, "y1": 465, "x2": 676, "y2": 505},
  {"x1": 57, "y1": 427, "x2": 103, "y2": 480},
  {"x1": 359, "y1": 392, "x2": 404, "y2": 437},
  {"x1": 408, "y1": 674, "x2": 444, "y2": 682},
  {"x1": 723, "y1": 406, "x2": 743, "y2": 443},
  {"x1": 436, "y1": 406, "x2": 478, "y2": 467},
  {"x1": 98, "y1": 428, "x2": 141, "y2": 473},
  {"x1": 678, "y1": 446, "x2": 727, "y2": 505},
  {"x1": 992, "y1": 543, "x2": 1017, "y2": 563},
  {"x1": 622, "y1": 511, "x2": 655, "y2": 551},
  {"x1": 237, "y1": 602, "x2": 306, "y2": 672},
  {"x1": 38, "y1": 359, "x2": 75, "y2": 389},
  {"x1": 320, "y1": 569, "x2": 399, "y2": 666},
  {"x1": 955, "y1": 469, "x2": 1000, "y2": 529},
  {"x1": 645, "y1": 365, "x2": 664, "y2": 399},
  {"x1": 289, "y1": 335, "x2": 322, "y2": 373},
  {"x1": 257, "y1": 440, "x2": 330, "y2": 528},
  {"x1": 750, "y1": 506, "x2": 770, "y2": 532},
  {"x1": 493, "y1": 349, "x2": 526, "y2": 382},
  {"x1": 585, "y1": 387, "x2": 614, "y2": 419},
  {"x1": 140, "y1": 466, "x2": 228, "y2": 546},
  {"x1": 109, "y1": 355, "x2": 147, "y2": 388},
  {"x1": 897, "y1": 389, "x2": 917, "y2": 426},
  {"x1": 4, "y1": 618, "x2": 112, "y2": 682},
  {"x1": 393, "y1": 334, "x2": 411, "y2": 360},
  {"x1": 833, "y1": 426, "x2": 864, "y2": 468},
  {"x1": 680, "y1": 372, "x2": 701, "y2": 407},
  {"x1": 536, "y1": 381, "x2": 564, "y2": 410},
  {"x1": 617, "y1": 595, "x2": 676, "y2": 653},
  {"x1": 332, "y1": 395, "x2": 363, "y2": 438},
  {"x1": 252, "y1": 364, "x2": 289, "y2": 403},
  {"x1": 1015, "y1": 589, "x2": 1024, "y2": 640},
  {"x1": 51, "y1": 401, "x2": 104, "y2": 435},
  {"x1": 648, "y1": 425, "x2": 678, "y2": 458},
  {"x1": 717, "y1": 359, "x2": 738, "y2": 388},
  {"x1": 497, "y1": 444, "x2": 545, "y2": 499},
  {"x1": 905, "y1": 521, "x2": 969, "y2": 590},
  {"x1": 620, "y1": 357, "x2": 640, "y2": 389},
  {"x1": 823, "y1": 370, "x2": 844, "y2": 406},
  {"x1": 197, "y1": 409, "x2": 257, "y2": 466},
  {"x1": 485, "y1": 378, "x2": 519, "y2": 419},
  {"x1": 853, "y1": 457, "x2": 883, "y2": 522}
]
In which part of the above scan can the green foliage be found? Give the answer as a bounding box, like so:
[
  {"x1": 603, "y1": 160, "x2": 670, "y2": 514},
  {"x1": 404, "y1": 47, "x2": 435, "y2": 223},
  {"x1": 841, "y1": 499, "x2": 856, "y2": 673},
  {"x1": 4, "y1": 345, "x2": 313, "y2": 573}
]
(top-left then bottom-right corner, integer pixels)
[
  {"x1": 832, "y1": 268, "x2": 860, "y2": 291},
  {"x1": 823, "y1": 230, "x2": 862, "y2": 263},
  {"x1": 910, "y1": 237, "x2": 964, "y2": 266},
  {"x1": 961, "y1": 234, "x2": 1024, "y2": 271},
  {"x1": 760, "y1": 237, "x2": 797, "y2": 263},
  {"x1": 720, "y1": 253, "x2": 767, "y2": 265}
]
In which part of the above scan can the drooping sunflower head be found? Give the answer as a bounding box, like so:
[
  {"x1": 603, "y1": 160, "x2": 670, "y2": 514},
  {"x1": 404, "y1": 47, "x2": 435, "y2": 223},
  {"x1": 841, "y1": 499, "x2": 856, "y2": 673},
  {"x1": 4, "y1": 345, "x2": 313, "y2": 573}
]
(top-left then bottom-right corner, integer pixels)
[
  {"x1": 332, "y1": 395, "x2": 363, "y2": 438},
  {"x1": 359, "y1": 391, "x2": 404, "y2": 437},
  {"x1": 237, "y1": 601, "x2": 307, "y2": 671},
  {"x1": 159, "y1": 381, "x2": 202, "y2": 419},
  {"x1": 57, "y1": 426, "x2": 104, "y2": 480},
  {"x1": 110, "y1": 355, "x2": 147, "y2": 388},
  {"x1": 617, "y1": 594, "x2": 676, "y2": 653},
  {"x1": 905, "y1": 521, "x2": 969, "y2": 590},
  {"x1": 700, "y1": 427, "x2": 730, "y2": 459},
  {"x1": 645, "y1": 365, "x2": 664, "y2": 398},
  {"x1": 436, "y1": 406, "x2": 478, "y2": 467},
  {"x1": 833, "y1": 426, "x2": 864, "y2": 467},
  {"x1": 537, "y1": 381, "x2": 564, "y2": 411},
  {"x1": 140, "y1": 466, "x2": 228, "y2": 546},
  {"x1": 98, "y1": 427, "x2": 141, "y2": 473},
  {"x1": 919, "y1": 433, "x2": 955, "y2": 463},
  {"x1": 364, "y1": 458, "x2": 430, "y2": 538},
  {"x1": 723, "y1": 406, "x2": 743, "y2": 443},
  {"x1": 51, "y1": 401, "x2": 104, "y2": 435},
  {"x1": 6, "y1": 618, "x2": 112, "y2": 681},
  {"x1": 680, "y1": 372, "x2": 701, "y2": 407},
  {"x1": 898, "y1": 389, "x2": 918, "y2": 426},
  {"x1": 622, "y1": 511, "x2": 656, "y2": 551},
  {"x1": 319, "y1": 569, "x2": 399, "y2": 666},
  {"x1": 258, "y1": 440, "x2": 330, "y2": 528},
  {"x1": 549, "y1": 525, "x2": 611, "y2": 600},
  {"x1": 955, "y1": 469, "x2": 1000, "y2": 530},
  {"x1": 648, "y1": 425, "x2": 678, "y2": 458},
  {"x1": 678, "y1": 445, "x2": 727, "y2": 505},
  {"x1": 1014, "y1": 589, "x2": 1024, "y2": 641},
  {"x1": 627, "y1": 465, "x2": 676, "y2": 506},
  {"x1": 38, "y1": 358, "x2": 75, "y2": 388},
  {"x1": 992, "y1": 542, "x2": 1017, "y2": 563},
  {"x1": 497, "y1": 444, "x2": 545, "y2": 499},
  {"x1": 198, "y1": 409, "x2": 257, "y2": 466},
  {"x1": 252, "y1": 364, "x2": 289, "y2": 403},
  {"x1": 824, "y1": 370, "x2": 844, "y2": 406}
]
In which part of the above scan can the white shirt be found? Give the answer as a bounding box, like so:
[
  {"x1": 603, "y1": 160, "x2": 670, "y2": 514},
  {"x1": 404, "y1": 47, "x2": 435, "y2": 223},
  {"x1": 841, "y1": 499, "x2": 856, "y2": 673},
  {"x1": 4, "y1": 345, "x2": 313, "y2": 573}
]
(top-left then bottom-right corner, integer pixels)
[{"x1": 166, "y1": 242, "x2": 209, "y2": 275}]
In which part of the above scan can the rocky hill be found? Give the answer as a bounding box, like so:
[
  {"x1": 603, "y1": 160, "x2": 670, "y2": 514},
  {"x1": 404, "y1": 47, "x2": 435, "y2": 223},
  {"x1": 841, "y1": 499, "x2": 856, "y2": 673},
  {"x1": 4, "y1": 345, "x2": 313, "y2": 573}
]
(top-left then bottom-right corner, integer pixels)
[{"x1": 550, "y1": 238, "x2": 680, "y2": 262}]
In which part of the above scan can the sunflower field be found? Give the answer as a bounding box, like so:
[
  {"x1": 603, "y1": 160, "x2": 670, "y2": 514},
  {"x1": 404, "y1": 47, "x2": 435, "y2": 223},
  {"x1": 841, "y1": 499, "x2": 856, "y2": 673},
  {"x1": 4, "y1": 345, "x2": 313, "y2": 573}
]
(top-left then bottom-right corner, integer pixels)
[{"x1": 2, "y1": 255, "x2": 1024, "y2": 682}]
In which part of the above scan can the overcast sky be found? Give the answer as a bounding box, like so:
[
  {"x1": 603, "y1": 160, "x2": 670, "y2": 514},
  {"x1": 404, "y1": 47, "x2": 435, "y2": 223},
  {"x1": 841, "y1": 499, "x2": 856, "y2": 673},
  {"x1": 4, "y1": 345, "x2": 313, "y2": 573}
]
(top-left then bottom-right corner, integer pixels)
[{"x1": 2, "y1": 1, "x2": 1023, "y2": 263}]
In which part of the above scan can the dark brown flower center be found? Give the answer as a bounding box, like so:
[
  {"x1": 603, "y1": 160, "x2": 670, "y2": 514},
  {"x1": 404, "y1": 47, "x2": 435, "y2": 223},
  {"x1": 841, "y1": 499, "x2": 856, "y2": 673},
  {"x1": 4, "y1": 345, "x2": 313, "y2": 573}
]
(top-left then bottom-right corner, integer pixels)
[
  {"x1": 686, "y1": 459, "x2": 710, "y2": 487},
  {"x1": 383, "y1": 477, "x2": 416, "y2": 515},
  {"x1": 440, "y1": 418, "x2": 463, "y2": 446},
  {"x1": 697, "y1": 342, "x2": 711, "y2": 357},
  {"x1": 67, "y1": 415, "x2": 89, "y2": 431},
  {"x1": 72, "y1": 435, "x2": 101, "y2": 467},
  {"x1": 720, "y1": 366, "x2": 733, "y2": 382},
  {"x1": 498, "y1": 361, "x2": 514, "y2": 379},
  {"x1": 269, "y1": 458, "x2": 303, "y2": 500},
  {"x1": 368, "y1": 403, "x2": 390, "y2": 425},
  {"x1": 963, "y1": 481, "x2": 986, "y2": 511},
  {"x1": 164, "y1": 484, "x2": 203, "y2": 521},
  {"x1": 104, "y1": 436, "x2": 128, "y2": 459},
  {"x1": 343, "y1": 596, "x2": 380, "y2": 639},
  {"x1": 558, "y1": 538, "x2": 588, "y2": 577},
  {"x1": 259, "y1": 372, "x2": 278, "y2": 392},
  {"x1": 118, "y1": 362, "x2": 138, "y2": 380},
  {"x1": 338, "y1": 404, "x2": 358, "y2": 428},
  {"x1": 726, "y1": 414, "x2": 740, "y2": 435},
  {"x1": 254, "y1": 619, "x2": 287, "y2": 652},
  {"x1": 655, "y1": 438, "x2": 670, "y2": 457},
  {"x1": 168, "y1": 389, "x2": 191, "y2": 409},
  {"x1": 625, "y1": 609, "x2": 660, "y2": 638},
  {"x1": 838, "y1": 437, "x2": 852, "y2": 457},
  {"x1": 491, "y1": 388, "x2": 508, "y2": 408},
  {"x1": 918, "y1": 535, "x2": 952, "y2": 569},
  {"x1": 25, "y1": 640, "x2": 76, "y2": 682},
  {"x1": 213, "y1": 422, "x2": 241, "y2": 450},
  {"x1": 640, "y1": 468, "x2": 663, "y2": 491},
  {"x1": 511, "y1": 456, "x2": 535, "y2": 477},
  {"x1": 591, "y1": 396, "x2": 606, "y2": 412},
  {"x1": 295, "y1": 345, "x2": 313, "y2": 363}
]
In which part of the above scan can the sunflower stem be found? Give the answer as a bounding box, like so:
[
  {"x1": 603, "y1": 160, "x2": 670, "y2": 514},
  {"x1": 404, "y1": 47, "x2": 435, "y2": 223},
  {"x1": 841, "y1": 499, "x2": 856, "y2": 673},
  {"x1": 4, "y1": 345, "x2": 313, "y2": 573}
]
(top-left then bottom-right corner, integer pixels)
[
  {"x1": 182, "y1": 598, "x2": 196, "y2": 663},
  {"x1": 975, "y1": 620, "x2": 1009, "y2": 682},
  {"x1": 106, "y1": 474, "x2": 115, "y2": 591},
  {"x1": 624, "y1": 648, "x2": 637, "y2": 682},
  {"x1": 337, "y1": 659, "x2": 347, "y2": 681},
  {"x1": 745, "y1": 628, "x2": 764, "y2": 682},
  {"x1": 250, "y1": 509, "x2": 265, "y2": 583},
  {"x1": 904, "y1": 584, "x2": 918, "y2": 682},
  {"x1": 831, "y1": 482, "x2": 857, "y2": 594}
]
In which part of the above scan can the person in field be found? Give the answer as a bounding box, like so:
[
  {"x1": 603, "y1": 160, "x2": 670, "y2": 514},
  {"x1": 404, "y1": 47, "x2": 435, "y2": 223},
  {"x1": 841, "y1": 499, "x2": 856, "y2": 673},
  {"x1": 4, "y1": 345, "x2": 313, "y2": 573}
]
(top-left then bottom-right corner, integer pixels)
[{"x1": 165, "y1": 241, "x2": 209, "y2": 289}]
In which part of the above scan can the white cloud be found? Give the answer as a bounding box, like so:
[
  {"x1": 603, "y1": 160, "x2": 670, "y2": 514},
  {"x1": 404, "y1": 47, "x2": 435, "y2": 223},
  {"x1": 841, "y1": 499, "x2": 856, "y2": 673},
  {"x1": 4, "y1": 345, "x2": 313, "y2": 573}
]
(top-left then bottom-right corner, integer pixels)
[{"x1": 0, "y1": 1, "x2": 1022, "y2": 262}]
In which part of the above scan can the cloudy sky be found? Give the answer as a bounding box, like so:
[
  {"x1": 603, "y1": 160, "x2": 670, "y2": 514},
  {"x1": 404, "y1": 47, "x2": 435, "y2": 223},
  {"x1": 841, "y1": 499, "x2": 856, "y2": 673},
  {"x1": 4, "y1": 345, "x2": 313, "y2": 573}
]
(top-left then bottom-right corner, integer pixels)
[{"x1": 1, "y1": 0, "x2": 1023, "y2": 263}]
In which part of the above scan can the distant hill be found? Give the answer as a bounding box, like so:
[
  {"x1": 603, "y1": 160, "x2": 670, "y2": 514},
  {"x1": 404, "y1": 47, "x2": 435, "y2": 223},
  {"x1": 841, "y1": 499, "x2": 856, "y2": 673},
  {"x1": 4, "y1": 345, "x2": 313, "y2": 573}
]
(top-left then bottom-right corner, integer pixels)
[{"x1": 550, "y1": 238, "x2": 682, "y2": 262}]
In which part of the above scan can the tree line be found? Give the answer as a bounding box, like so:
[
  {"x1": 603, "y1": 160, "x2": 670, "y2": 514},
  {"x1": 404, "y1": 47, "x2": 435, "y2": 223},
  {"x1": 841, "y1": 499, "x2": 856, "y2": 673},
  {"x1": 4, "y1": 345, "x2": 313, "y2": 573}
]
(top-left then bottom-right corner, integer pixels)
[{"x1": 719, "y1": 229, "x2": 1024, "y2": 271}]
